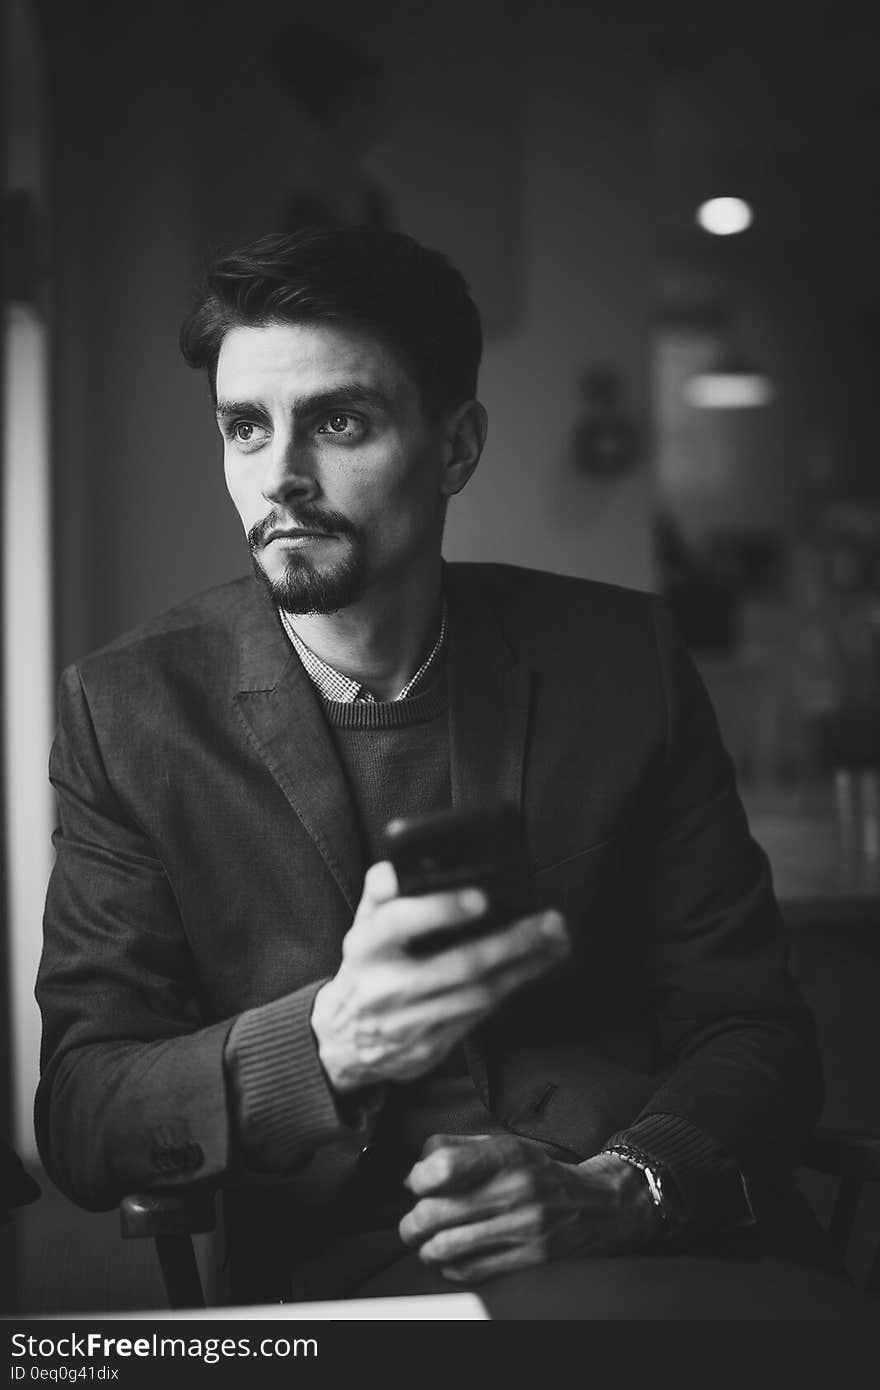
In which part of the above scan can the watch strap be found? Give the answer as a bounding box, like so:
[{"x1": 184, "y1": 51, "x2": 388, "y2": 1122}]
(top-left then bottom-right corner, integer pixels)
[{"x1": 600, "y1": 1142, "x2": 681, "y2": 1233}]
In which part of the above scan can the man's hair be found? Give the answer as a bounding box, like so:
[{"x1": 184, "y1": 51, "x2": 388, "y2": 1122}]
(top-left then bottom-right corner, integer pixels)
[{"x1": 179, "y1": 224, "x2": 483, "y2": 417}]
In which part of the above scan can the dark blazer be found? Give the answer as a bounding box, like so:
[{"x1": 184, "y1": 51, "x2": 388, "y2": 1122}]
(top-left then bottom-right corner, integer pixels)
[{"x1": 35, "y1": 562, "x2": 821, "y2": 1289}]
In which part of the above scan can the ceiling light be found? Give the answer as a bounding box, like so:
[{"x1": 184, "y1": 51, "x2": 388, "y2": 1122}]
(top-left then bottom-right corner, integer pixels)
[
  {"x1": 696, "y1": 197, "x2": 754, "y2": 236},
  {"x1": 683, "y1": 369, "x2": 775, "y2": 409}
]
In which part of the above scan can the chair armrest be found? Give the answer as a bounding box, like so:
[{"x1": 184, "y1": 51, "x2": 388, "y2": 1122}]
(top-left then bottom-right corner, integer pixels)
[
  {"x1": 802, "y1": 1127, "x2": 880, "y2": 1181},
  {"x1": 120, "y1": 1189, "x2": 216, "y2": 1240}
]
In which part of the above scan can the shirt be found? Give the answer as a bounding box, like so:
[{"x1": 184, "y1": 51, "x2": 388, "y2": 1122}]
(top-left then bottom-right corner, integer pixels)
[{"x1": 278, "y1": 599, "x2": 447, "y2": 703}]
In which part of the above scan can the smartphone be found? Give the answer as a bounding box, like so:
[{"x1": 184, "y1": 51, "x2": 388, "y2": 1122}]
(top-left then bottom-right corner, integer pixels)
[{"x1": 378, "y1": 803, "x2": 533, "y2": 956}]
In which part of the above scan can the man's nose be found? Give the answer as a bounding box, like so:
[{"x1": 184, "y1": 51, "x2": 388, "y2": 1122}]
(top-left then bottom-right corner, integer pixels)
[{"x1": 260, "y1": 437, "x2": 318, "y2": 507}]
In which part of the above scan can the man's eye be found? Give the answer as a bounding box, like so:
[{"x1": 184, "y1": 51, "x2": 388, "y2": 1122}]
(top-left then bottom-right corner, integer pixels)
[
  {"x1": 231, "y1": 421, "x2": 268, "y2": 449},
  {"x1": 317, "y1": 414, "x2": 363, "y2": 439}
]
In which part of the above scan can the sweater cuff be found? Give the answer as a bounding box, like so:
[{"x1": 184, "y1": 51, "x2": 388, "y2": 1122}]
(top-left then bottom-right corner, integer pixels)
[
  {"x1": 602, "y1": 1112, "x2": 757, "y2": 1233},
  {"x1": 225, "y1": 979, "x2": 376, "y2": 1172}
]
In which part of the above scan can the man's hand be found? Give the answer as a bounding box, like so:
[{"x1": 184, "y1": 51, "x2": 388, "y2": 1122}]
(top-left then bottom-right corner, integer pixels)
[
  {"x1": 397, "y1": 1134, "x2": 665, "y2": 1283},
  {"x1": 311, "y1": 861, "x2": 569, "y2": 1092}
]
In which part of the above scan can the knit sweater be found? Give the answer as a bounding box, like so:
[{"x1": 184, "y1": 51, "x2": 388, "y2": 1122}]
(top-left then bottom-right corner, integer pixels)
[{"x1": 320, "y1": 682, "x2": 450, "y2": 864}]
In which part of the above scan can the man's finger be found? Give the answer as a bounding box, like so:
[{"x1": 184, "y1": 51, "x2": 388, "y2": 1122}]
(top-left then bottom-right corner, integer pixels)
[
  {"x1": 411, "y1": 908, "x2": 570, "y2": 979},
  {"x1": 417, "y1": 1208, "x2": 541, "y2": 1266},
  {"x1": 380, "y1": 888, "x2": 489, "y2": 947},
  {"x1": 388, "y1": 924, "x2": 569, "y2": 1023},
  {"x1": 405, "y1": 1133, "x2": 526, "y2": 1195},
  {"x1": 420, "y1": 1133, "x2": 494, "y2": 1158},
  {"x1": 360, "y1": 859, "x2": 400, "y2": 908},
  {"x1": 399, "y1": 1172, "x2": 525, "y2": 1246}
]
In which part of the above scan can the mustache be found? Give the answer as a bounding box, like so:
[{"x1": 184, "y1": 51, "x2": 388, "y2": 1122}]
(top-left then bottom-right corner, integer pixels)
[{"x1": 247, "y1": 505, "x2": 355, "y2": 551}]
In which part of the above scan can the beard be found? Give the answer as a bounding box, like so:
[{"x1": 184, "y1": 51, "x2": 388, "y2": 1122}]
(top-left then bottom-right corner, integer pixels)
[
  {"x1": 248, "y1": 505, "x2": 369, "y2": 615},
  {"x1": 251, "y1": 548, "x2": 369, "y2": 615}
]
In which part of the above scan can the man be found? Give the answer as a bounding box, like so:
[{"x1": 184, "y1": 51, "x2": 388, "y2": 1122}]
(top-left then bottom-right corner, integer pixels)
[{"x1": 36, "y1": 225, "x2": 825, "y2": 1308}]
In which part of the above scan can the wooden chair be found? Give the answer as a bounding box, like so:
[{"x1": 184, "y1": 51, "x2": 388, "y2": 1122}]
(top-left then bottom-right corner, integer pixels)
[
  {"x1": 120, "y1": 1188, "x2": 216, "y2": 1309},
  {"x1": 802, "y1": 1127, "x2": 880, "y2": 1297},
  {"x1": 121, "y1": 1125, "x2": 880, "y2": 1310}
]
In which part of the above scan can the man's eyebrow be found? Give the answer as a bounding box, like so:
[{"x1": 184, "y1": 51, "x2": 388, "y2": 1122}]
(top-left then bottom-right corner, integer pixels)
[
  {"x1": 215, "y1": 399, "x2": 270, "y2": 423},
  {"x1": 301, "y1": 385, "x2": 395, "y2": 415},
  {"x1": 215, "y1": 384, "x2": 394, "y2": 422}
]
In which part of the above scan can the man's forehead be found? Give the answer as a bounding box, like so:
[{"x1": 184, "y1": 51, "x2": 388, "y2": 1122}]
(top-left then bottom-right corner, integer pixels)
[{"x1": 215, "y1": 321, "x2": 412, "y2": 400}]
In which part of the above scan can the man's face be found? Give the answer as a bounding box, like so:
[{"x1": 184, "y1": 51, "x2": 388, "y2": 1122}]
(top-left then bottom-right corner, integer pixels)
[{"x1": 216, "y1": 321, "x2": 451, "y2": 614}]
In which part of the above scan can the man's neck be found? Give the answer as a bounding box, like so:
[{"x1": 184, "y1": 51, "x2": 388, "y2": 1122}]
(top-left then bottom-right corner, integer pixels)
[{"x1": 283, "y1": 561, "x2": 444, "y2": 702}]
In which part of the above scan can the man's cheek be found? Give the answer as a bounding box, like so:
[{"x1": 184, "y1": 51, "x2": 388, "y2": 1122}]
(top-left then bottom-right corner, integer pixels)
[{"x1": 223, "y1": 475, "x2": 250, "y2": 526}]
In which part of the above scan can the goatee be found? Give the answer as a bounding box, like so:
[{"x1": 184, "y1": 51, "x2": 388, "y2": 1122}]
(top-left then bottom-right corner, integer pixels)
[
  {"x1": 248, "y1": 505, "x2": 367, "y2": 615},
  {"x1": 251, "y1": 551, "x2": 367, "y2": 615}
]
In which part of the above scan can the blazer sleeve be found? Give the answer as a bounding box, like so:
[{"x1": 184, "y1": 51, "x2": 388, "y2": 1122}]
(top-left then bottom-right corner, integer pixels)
[
  {"x1": 34, "y1": 664, "x2": 352, "y2": 1211},
  {"x1": 604, "y1": 600, "x2": 823, "y2": 1228}
]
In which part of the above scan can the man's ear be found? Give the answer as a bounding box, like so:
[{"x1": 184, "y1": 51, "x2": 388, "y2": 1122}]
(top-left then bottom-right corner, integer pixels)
[{"x1": 439, "y1": 401, "x2": 488, "y2": 498}]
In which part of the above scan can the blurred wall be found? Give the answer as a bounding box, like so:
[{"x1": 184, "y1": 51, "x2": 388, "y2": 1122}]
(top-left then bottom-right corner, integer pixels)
[
  {"x1": 45, "y1": 2, "x2": 230, "y2": 673},
  {"x1": 45, "y1": 0, "x2": 656, "y2": 672},
  {"x1": 444, "y1": 28, "x2": 654, "y2": 588}
]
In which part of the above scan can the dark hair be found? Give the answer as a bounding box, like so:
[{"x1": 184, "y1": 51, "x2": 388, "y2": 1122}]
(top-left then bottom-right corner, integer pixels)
[{"x1": 179, "y1": 225, "x2": 483, "y2": 418}]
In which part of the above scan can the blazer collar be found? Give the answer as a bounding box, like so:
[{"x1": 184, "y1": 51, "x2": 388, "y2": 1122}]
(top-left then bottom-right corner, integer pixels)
[{"x1": 443, "y1": 565, "x2": 534, "y2": 1103}]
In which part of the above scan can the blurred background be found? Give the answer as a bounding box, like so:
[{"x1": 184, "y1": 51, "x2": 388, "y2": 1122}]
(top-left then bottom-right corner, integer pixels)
[{"x1": 2, "y1": 0, "x2": 879, "y2": 1311}]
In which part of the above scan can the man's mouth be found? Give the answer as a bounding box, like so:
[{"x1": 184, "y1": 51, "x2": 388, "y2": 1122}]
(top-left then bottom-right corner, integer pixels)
[{"x1": 266, "y1": 528, "x2": 336, "y2": 543}]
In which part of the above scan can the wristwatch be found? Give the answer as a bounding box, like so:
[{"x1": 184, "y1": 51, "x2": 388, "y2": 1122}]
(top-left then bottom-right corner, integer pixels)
[
  {"x1": 601, "y1": 1140, "x2": 759, "y2": 1236},
  {"x1": 601, "y1": 1143, "x2": 680, "y2": 1234}
]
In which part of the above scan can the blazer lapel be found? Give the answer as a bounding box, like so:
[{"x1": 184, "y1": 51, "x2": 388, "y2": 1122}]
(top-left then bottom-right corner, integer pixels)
[
  {"x1": 445, "y1": 566, "x2": 532, "y2": 818},
  {"x1": 233, "y1": 583, "x2": 364, "y2": 913},
  {"x1": 444, "y1": 567, "x2": 535, "y2": 1104}
]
